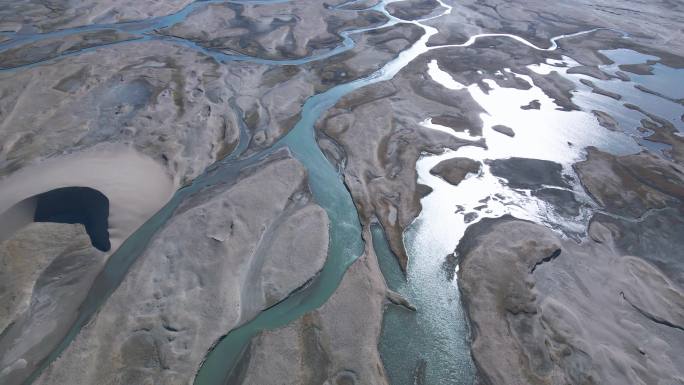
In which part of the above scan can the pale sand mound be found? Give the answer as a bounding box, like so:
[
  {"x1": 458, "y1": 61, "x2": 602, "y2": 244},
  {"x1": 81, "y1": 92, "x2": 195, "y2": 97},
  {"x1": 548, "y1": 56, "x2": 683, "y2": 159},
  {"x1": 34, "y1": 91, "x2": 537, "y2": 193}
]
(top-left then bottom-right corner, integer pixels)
[
  {"x1": 0, "y1": 223, "x2": 105, "y2": 384},
  {"x1": 33, "y1": 150, "x2": 330, "y2": 385},
  {"x1": 0, "y1": 223, "x2": 94, "y2": 334},
  {"x1": 0, "y1": 145, "x2": 175, "y2": 385},
  {"x1": 0, "y1": 143, "x2": 175, "y2": 250}
]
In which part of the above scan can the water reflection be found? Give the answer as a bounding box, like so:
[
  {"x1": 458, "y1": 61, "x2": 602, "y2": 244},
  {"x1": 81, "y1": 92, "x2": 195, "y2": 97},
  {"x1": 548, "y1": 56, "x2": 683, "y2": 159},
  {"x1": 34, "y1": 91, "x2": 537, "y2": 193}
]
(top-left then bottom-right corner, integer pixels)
[
  {"x1": 427, "y1": 59, "x2": 466, "y2": 90},
  {"x1": 378, "y1": 218, "x2": 475, "y2": 385},
  {"x1": 383, "y1": 46, "x2": 684, "y2": 385},
  {"x1": 601, "y1": 49, "x2": 684, "y2": 100},
  {"x1": 529, "y1": 51, "x2": 684, "y2": 139}
]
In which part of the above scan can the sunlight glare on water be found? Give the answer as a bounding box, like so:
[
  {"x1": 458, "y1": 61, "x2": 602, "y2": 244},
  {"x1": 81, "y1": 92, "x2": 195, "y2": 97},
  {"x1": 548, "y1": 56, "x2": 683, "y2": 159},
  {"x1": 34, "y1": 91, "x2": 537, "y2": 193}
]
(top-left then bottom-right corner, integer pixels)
[{"x1": 379, "y1": 46, "x2": 684, "y2": 385}]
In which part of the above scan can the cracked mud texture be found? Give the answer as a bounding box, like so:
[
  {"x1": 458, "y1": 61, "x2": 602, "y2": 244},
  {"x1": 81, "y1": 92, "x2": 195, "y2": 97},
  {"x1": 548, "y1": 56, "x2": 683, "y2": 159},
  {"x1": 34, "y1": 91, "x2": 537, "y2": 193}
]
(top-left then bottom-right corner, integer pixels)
[{"x1": 29, "y1": 151, "x2": 329, "y2": 385}]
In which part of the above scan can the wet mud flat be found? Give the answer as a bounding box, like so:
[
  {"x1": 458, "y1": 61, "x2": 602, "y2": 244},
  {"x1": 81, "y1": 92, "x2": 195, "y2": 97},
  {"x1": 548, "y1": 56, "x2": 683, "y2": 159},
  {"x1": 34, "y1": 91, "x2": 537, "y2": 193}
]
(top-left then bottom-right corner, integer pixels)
[
  {"x1": 356, "y1": 0, "x2": 684, "y2": 383},
  {"x1": 0, "y1": 0, "x2": 684, "y2": 385},
  {"x1": 0, "y1": 1, "x2": 418, "y2": 384},
  {"x1": 409, "y1": 1, "x2": 684, "y2": 384},
  {"x1": 457, "y1": 151, "x2": 684, "y2": 384}
]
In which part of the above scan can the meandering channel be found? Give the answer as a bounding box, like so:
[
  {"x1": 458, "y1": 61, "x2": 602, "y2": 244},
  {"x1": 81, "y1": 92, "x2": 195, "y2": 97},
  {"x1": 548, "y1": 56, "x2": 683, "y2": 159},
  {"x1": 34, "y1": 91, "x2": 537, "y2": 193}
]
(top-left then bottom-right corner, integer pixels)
[{"x1": 0, "y1": 1, "x2": 612, "y2": 384}]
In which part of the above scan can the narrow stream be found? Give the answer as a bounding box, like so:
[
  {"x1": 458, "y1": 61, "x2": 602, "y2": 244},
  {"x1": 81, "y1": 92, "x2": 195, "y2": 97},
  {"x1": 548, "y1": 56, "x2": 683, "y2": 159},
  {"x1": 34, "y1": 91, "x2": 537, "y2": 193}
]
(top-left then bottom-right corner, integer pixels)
[
  {"x1": 195, "y1": 3, "x2": 622, "y2": 383},
  {"x1": 0, "y1": 0, "x2": 395, "y2": 73},
  {"x1": 376, "y1": 22, "x2": 684, "y2": 385},
  {"x1": 9, "y1": 0, "x2": 387, "y2": 382},
  {"x1": 6, "y1": 1, "x2": 405, "y2": 383},
  {"x1": 194, "y1": 4, "x2": 444, "y2": 384},
  {"x1": 4, "y1": 0, "x2": 678, "y2": 384}
]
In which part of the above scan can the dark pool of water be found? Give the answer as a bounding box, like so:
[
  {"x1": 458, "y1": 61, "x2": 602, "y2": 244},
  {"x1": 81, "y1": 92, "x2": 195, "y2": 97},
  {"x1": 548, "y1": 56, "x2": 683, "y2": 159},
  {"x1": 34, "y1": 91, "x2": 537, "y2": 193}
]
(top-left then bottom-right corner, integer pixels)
[{"x1": 33, "y1": 186, "x2": 110, "y2": 252}]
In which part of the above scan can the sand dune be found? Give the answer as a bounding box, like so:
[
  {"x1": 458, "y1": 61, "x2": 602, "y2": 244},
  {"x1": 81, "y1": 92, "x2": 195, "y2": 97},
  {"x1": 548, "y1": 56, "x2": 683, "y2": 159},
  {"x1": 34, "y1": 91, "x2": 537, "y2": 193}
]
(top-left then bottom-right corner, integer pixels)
[{"x1": 0, "y1": 143, "x2": 175, "y2": 250}]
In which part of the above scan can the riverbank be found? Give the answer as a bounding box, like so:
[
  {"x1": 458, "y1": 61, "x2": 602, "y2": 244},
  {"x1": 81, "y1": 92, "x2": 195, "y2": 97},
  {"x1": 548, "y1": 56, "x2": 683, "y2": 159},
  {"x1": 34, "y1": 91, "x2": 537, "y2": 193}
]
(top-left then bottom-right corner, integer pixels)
[
  {"x1": 0, "y1": 2, "x2": 421, "y2": 383},
  {"x1": 457, "y1": 148, "x2": 684, "y2": 385},
  {"x1": 1, "y1": 0, "x2": 683, "y2": 384}
]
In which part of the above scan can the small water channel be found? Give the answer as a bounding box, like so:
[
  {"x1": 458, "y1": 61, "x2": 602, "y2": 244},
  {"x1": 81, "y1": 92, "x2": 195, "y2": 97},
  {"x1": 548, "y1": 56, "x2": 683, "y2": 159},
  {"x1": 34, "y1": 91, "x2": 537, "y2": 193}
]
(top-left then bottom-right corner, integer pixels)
[
  {"x1": 4, "y1": 0, "x2": 682, "y2": 384},
  {"x1": 376, "y1": 36, "x2": 684, "y2": 385}
]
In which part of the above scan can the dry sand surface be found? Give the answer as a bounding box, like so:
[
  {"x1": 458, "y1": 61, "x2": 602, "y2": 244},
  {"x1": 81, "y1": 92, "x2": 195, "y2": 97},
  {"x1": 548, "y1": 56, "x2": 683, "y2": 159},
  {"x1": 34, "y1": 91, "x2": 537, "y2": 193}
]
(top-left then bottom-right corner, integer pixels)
[
  {"x1": 1, "y1": 0, "x2": 684, "y2": 384},
  {"x1": 458, "y1": 217, "x2": 684, "y2": 385},
  {"x1": 0, "y1": 144, "x2": 175, "y2": 249},
  {"x1": 32, "y1": 151, "x2": 330, "y2": 385},
  {"x1": 458, "y1": 147, "x2": 684, "y2": 385},
  {"x1": 233, "y1": 226, "x2": 392, "y2": 385}
]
